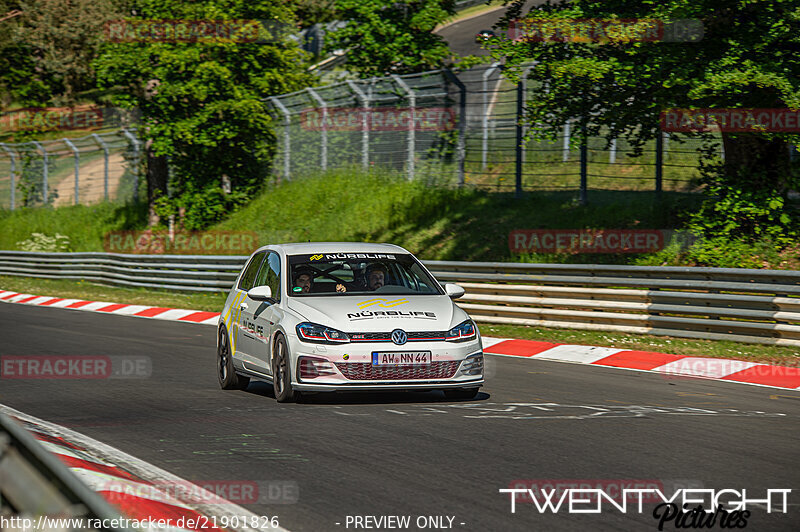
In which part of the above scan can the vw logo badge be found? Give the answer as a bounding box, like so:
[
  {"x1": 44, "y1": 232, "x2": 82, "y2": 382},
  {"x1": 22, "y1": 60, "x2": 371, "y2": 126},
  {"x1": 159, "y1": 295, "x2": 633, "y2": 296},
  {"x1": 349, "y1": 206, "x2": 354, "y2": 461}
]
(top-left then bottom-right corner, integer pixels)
[{"x1": 391, "y1": 329, "x2": 408, "y2": 345}]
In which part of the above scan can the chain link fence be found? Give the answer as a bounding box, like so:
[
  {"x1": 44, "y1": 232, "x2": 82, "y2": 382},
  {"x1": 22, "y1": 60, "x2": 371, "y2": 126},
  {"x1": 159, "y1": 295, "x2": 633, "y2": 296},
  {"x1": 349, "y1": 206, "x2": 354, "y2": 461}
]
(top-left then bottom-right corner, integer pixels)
[
  {"x1": 267, "y1": 64, "x2": 726, "y2": 194},
  {"x1": 0, "y1": 128, "x2": 141, "y2": 210}
]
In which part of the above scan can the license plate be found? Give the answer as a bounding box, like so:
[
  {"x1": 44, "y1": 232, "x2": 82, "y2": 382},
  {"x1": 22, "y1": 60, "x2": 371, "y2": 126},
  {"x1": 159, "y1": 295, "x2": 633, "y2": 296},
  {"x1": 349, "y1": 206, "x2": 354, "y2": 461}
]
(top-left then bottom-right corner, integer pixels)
[{"x1": 372, "y1": 351, "x2": 431, "y2": 366}]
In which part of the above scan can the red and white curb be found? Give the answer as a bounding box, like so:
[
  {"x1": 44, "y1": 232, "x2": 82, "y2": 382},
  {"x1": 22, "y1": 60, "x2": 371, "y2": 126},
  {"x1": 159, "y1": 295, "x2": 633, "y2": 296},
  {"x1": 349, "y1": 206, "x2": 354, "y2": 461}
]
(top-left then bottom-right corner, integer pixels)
[
  {"x1": 480, "y1": 337, "x2": 800, "y2": 390},
  {"x1": 3, "y1": 289, "x2": 798, "y2": 390},
  {"x1": 0, "y1": 290, "x2": 220, "y2": 325},
  {"x1": 0, "y1": 404, "x2": 285, "y2": 532}
]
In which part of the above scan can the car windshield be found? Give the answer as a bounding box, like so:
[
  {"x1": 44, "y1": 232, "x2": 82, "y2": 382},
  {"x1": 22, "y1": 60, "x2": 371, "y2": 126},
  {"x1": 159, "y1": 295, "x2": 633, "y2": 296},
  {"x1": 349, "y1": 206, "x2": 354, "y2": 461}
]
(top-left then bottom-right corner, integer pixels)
[{"x1": 287, "y1": 252, "x2": 443, "y2": 296}]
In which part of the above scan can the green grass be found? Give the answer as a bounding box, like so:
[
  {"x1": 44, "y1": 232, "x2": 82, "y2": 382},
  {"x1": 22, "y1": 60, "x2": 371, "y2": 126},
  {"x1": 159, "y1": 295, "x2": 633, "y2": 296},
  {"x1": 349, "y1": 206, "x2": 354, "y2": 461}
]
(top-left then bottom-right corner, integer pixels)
[{"x1": 2, "y1": 274, "x2": 797, "y2": 366}]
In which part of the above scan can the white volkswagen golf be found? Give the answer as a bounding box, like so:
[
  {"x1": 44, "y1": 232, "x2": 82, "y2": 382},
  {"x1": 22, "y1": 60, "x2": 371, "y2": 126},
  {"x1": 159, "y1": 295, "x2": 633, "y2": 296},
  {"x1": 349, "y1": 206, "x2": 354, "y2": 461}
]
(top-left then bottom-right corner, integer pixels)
[{"x1": 217, "y1": 243, "x2": 484, "y2": 402}]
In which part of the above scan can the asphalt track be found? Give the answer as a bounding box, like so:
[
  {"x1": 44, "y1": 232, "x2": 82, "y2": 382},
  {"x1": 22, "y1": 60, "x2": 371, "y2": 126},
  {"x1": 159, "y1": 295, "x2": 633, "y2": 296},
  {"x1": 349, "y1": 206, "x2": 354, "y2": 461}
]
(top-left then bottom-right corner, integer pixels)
[{"x1": 1, "y1": 302, "x2": 799, "y2": 531}]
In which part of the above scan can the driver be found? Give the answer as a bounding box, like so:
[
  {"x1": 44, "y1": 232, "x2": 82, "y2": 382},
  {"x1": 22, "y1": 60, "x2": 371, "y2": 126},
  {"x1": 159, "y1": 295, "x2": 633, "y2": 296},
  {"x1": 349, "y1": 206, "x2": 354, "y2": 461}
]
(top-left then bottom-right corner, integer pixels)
[
  {"x1": 365, "y1": 263, "x2": 388, "y2": 291},
  {"x1": 293, "y1": 267, "x2": 314, "y2": 293}
]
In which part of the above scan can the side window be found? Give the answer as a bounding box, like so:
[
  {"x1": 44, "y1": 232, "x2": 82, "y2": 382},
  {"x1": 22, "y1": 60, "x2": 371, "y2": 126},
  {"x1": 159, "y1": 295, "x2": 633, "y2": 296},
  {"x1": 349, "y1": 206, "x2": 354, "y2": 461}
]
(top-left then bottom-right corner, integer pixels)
[
  {"x1": 238, "y1": 252, "x2": 266, "y2": 291},
  {"x1": 254, "y1": 251, "x2": 282, "y2": 302}
]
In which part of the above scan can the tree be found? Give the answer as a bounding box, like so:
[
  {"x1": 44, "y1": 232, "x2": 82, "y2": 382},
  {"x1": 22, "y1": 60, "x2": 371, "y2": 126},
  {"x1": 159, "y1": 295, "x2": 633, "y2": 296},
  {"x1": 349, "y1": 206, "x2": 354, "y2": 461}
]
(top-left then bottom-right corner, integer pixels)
[
  {"x1": 489, "y1": 0, "x2": 800, "y2": 240},
  {"x1": 94, "y1": 0, "x2": 313, "y2": 227},
  {"x1": 326, "y1": 0, "x2": 457, "y2": 78}
]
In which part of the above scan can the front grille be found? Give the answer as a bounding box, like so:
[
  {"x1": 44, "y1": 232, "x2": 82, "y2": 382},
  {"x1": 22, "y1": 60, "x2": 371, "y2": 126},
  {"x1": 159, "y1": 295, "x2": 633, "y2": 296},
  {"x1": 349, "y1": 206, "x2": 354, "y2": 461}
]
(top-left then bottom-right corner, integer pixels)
[
  {"x1": 348, "y1": 331, "x2": 449, "y2": 342},
  {"x1": 334, "y1": 361, "x2": 460, "y2": 380}
]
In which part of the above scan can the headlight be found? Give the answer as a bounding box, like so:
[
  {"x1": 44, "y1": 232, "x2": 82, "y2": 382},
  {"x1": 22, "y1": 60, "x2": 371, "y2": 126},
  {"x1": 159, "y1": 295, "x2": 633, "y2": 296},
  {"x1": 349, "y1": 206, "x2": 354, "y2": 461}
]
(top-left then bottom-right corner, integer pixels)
[
  {"x1": 446, "y1": 320, "x2": 477, "y2": 342},
  {"x1": 296, "y1": 322, "x2": 350, "y2": 344}
]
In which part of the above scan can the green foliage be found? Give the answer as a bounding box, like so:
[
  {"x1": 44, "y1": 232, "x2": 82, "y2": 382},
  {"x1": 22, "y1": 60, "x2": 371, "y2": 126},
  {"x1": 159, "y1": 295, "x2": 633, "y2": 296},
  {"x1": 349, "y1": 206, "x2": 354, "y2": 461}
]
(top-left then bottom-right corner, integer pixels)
[
  {"x1": 94, "y1": 0, "x2": 313, "y2": 228},
  {"x1": 684, "y1": 236, "x2": 784, "y2": 269},
  {"x1": 326, "y1": 0, "x2": 457, "y2": 77},
  {"x1": 16, "y1": 232, "x2": 71, "y2": 252},
  {"x1": 489, "y1": 0, "x2": 800, "y2": 242}
]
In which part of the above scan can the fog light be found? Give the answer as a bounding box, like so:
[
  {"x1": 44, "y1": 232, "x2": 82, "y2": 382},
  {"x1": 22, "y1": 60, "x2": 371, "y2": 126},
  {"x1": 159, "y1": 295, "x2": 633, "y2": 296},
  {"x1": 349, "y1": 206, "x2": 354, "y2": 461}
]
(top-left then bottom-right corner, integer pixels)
[
  {"x1": 298, "y1": 356, "x2": 336, "y2": 380},
  {"x1": 460, "y1": 353, "x2": 484, "y2": 376}
]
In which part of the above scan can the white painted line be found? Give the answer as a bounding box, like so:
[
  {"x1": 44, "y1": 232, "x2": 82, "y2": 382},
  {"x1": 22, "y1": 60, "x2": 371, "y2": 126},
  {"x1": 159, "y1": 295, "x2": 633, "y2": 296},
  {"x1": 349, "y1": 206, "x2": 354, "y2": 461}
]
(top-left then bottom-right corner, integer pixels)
[
  {"x1": 481, "y1": 336, "x2": 505, "y2": 349},
  {"x1": 48, "y1": 298, "x2": 85, "y2": 308},
  {"x1": 533, "y1": 344, "x2": 624, "y2": 364},
  {"x1": 199, "y1": 316, "x2": 220, "y2": 326},
  {"x1": 79, "y1": 301, "x2": 117, "y2": 311},
  {"x1": 37, "y1": 440, "x2": 117, "y2": 466},
  {"x1": 7, "y1": 293, "x2": 34, "y2": 302},
  {"x1": 24, "y1": 296, "x2": 59, "y2": 305},
  {"x1": 151, "y1": 309, "x2": 196, "y2": 321},
  {"x1": 110, "y1": 304, "x2": 155, "y2": 315},
  {"x1": 0, "y1": 403, "x2": 289, "y2": 532},
  {"x1": 655, "y1": 357, "x2": 763, "y2": 379}
]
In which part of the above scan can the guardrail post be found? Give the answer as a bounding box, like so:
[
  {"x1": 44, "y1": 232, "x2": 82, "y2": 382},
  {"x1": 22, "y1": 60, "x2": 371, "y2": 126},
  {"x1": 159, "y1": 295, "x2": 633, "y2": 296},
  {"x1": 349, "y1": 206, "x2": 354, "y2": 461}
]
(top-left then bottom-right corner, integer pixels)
[
  {"x1": 31, "y1": 141, "x2": 48, "y2": 205},
  {"x1": 0, "y1": 143, "x2": 16, "y2": 210},
  {"x1": 269, "y1": 97, "x2": 292, "y2": 181},
  {"x1": 122, "y1": 128, "x2": 141, "y2": 202},
  {"x1": 306, "y1": 88, "x2": 328, "y2": 171},
  {"x1": 482, "y1": 62, "x2": 501, "y2": 170},
  {"x1": 392, "y1": 75, "x2": 416, "y2": 180},
  {"x1": 91, "y1": 133, "x2": 110, "y2": 201},
  {"x1": 63, "y1": 139, "x2": 80, "y2": 205},
  {"x1": 347, "y1": 80, "x2": 370, "y2": 171},
  {"x1": 443, "y1": 69, "x2": 467, "y2": 186}
]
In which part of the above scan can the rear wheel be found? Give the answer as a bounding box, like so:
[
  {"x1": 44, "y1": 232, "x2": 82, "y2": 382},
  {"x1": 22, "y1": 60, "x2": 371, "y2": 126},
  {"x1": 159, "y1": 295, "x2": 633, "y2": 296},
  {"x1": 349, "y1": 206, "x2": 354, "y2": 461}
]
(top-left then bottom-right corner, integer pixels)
[
  {"x1": 443, "y1": 388, "x2": 479, "y2": 400},
  {"x1": 218, "y1": 327, "x2": 249, "y2": 390},
  {"x1": 272, "y1": 334, "x2": 298, "y2": 403}
]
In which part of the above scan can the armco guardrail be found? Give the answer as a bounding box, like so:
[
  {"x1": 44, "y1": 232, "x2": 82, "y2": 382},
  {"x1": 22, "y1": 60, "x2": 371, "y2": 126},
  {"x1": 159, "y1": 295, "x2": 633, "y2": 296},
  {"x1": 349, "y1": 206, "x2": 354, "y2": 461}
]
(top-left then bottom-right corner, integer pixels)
[
  {"x1": 0, "y1": 251, "x2": 798, "y2": 346},
  {"x1": 0, "y1": 412, "x2": 130, "y2": 531}
]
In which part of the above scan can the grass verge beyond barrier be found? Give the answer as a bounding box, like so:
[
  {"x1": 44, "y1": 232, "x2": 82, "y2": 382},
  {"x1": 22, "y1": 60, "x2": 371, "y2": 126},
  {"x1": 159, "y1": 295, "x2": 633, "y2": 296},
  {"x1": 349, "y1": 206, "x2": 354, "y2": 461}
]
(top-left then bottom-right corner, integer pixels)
[{"x1": 2, "y1": 275, "x2": 797, "y2": 367}]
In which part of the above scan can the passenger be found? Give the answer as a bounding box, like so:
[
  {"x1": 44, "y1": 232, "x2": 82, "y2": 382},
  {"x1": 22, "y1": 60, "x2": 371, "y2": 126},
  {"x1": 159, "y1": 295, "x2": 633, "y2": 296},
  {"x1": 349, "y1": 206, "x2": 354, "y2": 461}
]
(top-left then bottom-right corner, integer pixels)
[
  {"x1": 365, "y1": 263, "x2": 388, "y2": 291},
  {"x1": 293, "y1": 268, "x2": 314, "y2": 293}
]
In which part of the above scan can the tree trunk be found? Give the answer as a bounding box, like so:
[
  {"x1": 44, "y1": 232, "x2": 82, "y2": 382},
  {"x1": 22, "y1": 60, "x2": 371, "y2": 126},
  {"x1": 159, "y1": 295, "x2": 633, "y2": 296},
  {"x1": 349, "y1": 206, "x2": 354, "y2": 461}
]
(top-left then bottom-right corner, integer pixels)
[
  {"x1": 721, "y1": 133, "x2": 792, "y2": 193},
  {"x1": 145, "y1": 142, "x2": 168, "y2": 226}
]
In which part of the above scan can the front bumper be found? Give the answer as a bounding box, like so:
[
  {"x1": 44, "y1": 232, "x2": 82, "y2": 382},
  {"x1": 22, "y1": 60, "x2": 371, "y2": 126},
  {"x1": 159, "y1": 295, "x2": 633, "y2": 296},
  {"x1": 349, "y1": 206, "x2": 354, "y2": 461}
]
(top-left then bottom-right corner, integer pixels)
[{"x1": 287, "y1": 333, "x2": 484, "y2": 391}]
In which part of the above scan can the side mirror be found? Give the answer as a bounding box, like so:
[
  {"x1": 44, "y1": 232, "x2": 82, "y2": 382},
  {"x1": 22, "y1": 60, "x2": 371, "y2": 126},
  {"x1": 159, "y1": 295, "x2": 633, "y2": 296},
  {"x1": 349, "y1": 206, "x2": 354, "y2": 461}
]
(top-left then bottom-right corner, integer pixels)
[
  {"x1": 444, "y1": 283, "x2": 465, "y2": 300},
  {"x1": 247, "y1": 285, "x2": 273, "y2": 301}
]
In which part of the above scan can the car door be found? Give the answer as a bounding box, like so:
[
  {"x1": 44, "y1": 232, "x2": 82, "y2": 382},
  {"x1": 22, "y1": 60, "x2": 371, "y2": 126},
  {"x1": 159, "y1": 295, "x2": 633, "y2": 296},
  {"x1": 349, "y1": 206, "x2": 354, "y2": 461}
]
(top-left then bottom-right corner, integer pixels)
[
  {"x1": 233, "y1": 251, "x2": 266, "y2": 366},
  {"x1": 239, "y1": 251, "x2": 284, "y2": 375}
]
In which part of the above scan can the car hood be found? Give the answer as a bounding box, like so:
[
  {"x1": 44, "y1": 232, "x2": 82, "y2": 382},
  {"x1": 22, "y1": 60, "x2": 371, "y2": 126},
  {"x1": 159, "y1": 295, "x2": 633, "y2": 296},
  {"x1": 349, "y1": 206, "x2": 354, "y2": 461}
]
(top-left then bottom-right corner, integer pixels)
[{"x1": 286, "y1": 295, "x2": 465, "y2": 332}]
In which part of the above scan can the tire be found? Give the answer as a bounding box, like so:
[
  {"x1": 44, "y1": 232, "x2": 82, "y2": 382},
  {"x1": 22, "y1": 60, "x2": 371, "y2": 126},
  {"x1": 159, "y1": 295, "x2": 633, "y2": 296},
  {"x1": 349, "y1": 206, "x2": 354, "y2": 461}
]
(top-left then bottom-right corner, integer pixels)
[
  {"x1": 272, "y1": 334, "x2": 298, "y2": 403},
  {"x1": 218, "y1": 327, "x2": 250, "y2": 390},
  {"x1": 443, "y1": 388, "x2": 480, "y2": 400}
]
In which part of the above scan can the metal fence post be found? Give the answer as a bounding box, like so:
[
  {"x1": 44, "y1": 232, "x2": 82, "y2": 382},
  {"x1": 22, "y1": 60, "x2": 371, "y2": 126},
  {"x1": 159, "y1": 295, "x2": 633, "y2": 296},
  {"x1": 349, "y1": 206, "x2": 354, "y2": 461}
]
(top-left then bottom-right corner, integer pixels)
[
  {"x1": 63, "y1": 139, "x2": 80, "y2": 205},
  {"x1": 515, "y1": 77, "x2": 524, "y2": 198},
  {"x1": 482, "y1": 63, "x2": 501, "y2": 170},
  {"x1": 269, "y1": 97, "x2": 292, "y2": 180},
  {"x1": 392, "y1": 75, "x2": 416, "y2": 180},
  {"x1": 347, "y1": 80, "x2": 370, "y2": 171},
  {"x1": 443, "y1": 69, "x2": 467, "y2": 186},
  {"x1": 579, "y1": 121, "x2": 588, "y2": 205},
  {"x1": 562, "y1": 120, "x2": 571, "y2": 162},
  {"x1": 122, "y1": 128, "x2": 141, "y2": 201},
  {"x1": 306, "y1": 88, "x2": 328, "y2": 171},
  {"x1": 91, "y1": 133, "x2": 110, "y2": 201},
  {"x1": 31, "y1": 141, "x2": 48, "y2": 205},
  {"x1": 655, "y1": 131, "x2": 663, "y2": 195},
  {"x1": 609, "y1": 134, "x2": 617, "y2": 164},
  {"x1": 1, "y1": 144, "x2": 16, "y2": 210}
]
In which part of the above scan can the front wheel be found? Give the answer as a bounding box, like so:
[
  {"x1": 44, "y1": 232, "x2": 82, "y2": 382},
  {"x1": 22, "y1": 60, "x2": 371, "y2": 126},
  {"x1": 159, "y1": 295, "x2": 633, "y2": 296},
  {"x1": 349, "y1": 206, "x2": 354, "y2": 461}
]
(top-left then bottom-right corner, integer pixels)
[
  {"x1": 272, "y1": 334, "x2": 298, "y2": 403},
  {"x1": 218, "y1": 327, "x2": 249, "y2": 390},
  {"x1": 443, "y1": 388, "x2": 480, "y2": 401}
]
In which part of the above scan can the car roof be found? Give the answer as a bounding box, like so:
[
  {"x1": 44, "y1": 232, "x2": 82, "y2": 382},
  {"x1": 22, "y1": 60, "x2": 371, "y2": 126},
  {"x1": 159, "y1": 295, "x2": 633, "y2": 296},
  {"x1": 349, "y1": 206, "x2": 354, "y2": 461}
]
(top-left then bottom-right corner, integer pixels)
[{"x1": 258, "y1": 242, "x2": 411, "y2": 255}]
